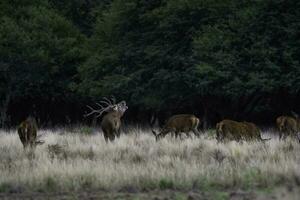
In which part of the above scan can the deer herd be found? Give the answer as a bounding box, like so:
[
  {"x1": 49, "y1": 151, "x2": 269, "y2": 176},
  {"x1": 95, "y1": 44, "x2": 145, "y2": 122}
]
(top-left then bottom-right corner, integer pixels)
[{"x1": 16, "y1": 97, "x2": 300, "y2": 150}]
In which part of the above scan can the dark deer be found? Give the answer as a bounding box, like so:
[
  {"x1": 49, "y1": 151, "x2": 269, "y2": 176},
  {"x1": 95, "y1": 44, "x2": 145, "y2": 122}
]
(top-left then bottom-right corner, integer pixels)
[
  {"x1": 17, "y1": 116, "x2": 44, "y2": 149},
  {"x1": 85, "y1": 97, "x2": 128, "y2": 142}
]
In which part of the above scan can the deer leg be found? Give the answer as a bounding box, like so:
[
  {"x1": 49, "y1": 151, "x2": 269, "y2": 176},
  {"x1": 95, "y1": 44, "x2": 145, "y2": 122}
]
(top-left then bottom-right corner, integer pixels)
[
  {"x1": 116, "y1": 129, "x2": 121, "y2": 138},
  {"x1": 279, "y1": 131, "x2": 283, "y2": 140},
  {"x1": 30, "y1": 141, "x2": 34, "y2": 149},
  {"x1": 23, "y1": 132, "x2": 29, "y2": 149},
  {"x1": 25, "y1": 130, "x2": 29, "y2": 147},
  {"x1": 109, "y1": 134, "x2": 115, "y2": 142},
  {"x1": 175, "y1": 131, "x2": 179, "y2": 139},
  {"x1": 179, "y1": 132, "x2": 184, "y2": 140},
  {"x1": 170, "y1": 132, "x2": 175, "y2": 138},
  {"x1": 296, "y1": 132, "x2": 300, "y2": 143},
  {"x1": 192, "y1": 129, "x2": 200, "y2": 138},
  {"x1": 103, "y1": 130, "x2": 109, "y2": 143},
  {"x1": 283, "y1": 133, "x2": 288, "y2": 140},
  {"x1": 216, "y1": 135, "x2": 223, "y2": 143},
  {"x1": 185, "y1": 132, "x2": 192, "y2": 139}
]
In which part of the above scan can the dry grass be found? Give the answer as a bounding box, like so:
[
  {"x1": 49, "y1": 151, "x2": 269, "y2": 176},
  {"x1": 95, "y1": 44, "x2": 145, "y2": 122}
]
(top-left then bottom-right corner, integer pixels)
[{"x1": 0, "y1": 128, "x2": 300, "y2": 193}]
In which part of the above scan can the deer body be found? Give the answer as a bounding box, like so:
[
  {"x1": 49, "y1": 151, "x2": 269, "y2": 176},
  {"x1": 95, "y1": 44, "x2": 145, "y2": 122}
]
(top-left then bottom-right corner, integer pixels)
[
  {"x1": 101, "y1": 111, "x2": 123, "y2": 142},
  {"x1": 241, "y1": 121, "x2": 270, "y2": 141},
  {"x1": 276, "y1": 115, "x2": 300, "y2": 142},
  {"x1": 152, "y1": 114, "x2": 200, "y2": 140},
  {"x1": 216, "y1": 120, "x2": 269, "y2": 142},
  {"x1": 17, "y1": 117, "x2": 44, "y2": 149},
  {"x1": 216, "y1": 120, "x2": 243, "y2": 142},
  {"x1": 85, "y1": 97, "x2": 128, "y2": 142}
]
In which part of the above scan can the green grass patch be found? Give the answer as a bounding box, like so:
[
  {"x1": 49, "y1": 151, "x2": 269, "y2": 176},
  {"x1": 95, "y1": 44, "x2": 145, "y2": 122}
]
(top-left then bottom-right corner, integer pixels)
[
  {"x1": 211, "y1": 191, "x2": 230, "y2": 200},
  {"x1": 79, "y1": 126, "x2": 93, "y2": 135},
  {"x1": 159, "y1": 179, "x2": 174, "y2": 189},
  {"x1": 0, "y1": 182, "x2": 11, "y2": 193},
  {"x1": 44, "y1": 176, "x2": 57, "y2": 191}
]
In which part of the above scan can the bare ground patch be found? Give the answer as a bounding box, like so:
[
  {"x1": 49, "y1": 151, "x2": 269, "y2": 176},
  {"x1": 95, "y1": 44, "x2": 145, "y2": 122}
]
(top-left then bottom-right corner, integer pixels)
[{"x1": 0, "y1": 187, "x2": 300, "y2": 200}]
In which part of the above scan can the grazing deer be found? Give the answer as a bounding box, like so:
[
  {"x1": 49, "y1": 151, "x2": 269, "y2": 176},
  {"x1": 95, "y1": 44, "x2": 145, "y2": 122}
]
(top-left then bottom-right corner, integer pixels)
[
  {"x1": 216, "y1": 120, "x2": 270, "y2": 142},
  {"x1": 152, "y1": 114, "x2": 201, "y2": 141},
  {"x1": 17, "y1": 116, "x2": 44, "y2": 149},
  {"x1": 85, "y1": 97, "x2": 128, "y2": 142}
]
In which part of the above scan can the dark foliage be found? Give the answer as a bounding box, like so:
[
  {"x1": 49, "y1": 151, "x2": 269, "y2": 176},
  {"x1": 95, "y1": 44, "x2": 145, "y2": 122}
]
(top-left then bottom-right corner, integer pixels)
[{"x1": 0, "y1": 0, "x2": 299, "y2": 127}]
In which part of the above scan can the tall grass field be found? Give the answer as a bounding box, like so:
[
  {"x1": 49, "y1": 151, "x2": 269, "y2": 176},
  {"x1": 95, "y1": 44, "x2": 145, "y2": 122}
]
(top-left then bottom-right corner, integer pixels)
[{"x1": 0, "y1": 128, "x2": 300, "y2": 199}]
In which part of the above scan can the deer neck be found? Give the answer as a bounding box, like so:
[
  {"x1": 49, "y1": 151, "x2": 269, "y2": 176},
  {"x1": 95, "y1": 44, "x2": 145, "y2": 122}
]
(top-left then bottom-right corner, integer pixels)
[{"x1": 106, "y1": 111, "x2": 122, "y2": 118}]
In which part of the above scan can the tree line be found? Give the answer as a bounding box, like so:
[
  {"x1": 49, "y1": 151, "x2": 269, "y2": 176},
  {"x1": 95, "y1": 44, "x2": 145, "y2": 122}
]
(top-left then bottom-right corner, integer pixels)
[{"x1": 0, "y1": 0, "x2": 299, "y2": 128}]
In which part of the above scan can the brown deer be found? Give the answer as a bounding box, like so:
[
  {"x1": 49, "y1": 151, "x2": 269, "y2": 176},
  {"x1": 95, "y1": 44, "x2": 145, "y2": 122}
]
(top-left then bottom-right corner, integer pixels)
[
  {"x1": 17, "y1": 116, "x2": 44, "y2": 149},
  {"x1": 85, "y1": 97, "x2": 128, "y2": 142},
  {"x1": 216, "y1": 120, "x2": 244, "y2": 142},
  {"x1": 152, "y1": 114, "x2": 201, "y2": 141},
  {"x1": 216, "y1": 120, "x2": 270, "y2": 142},
  {"x1": 276, "y1": 114, "x2": 300, "y2": 142}
]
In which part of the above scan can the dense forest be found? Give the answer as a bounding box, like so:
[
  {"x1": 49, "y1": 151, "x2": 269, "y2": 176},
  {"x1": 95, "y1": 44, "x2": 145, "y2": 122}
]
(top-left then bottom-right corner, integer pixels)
[{"x1": 0, "y1": 0, "x2": 299, "y2": 128}]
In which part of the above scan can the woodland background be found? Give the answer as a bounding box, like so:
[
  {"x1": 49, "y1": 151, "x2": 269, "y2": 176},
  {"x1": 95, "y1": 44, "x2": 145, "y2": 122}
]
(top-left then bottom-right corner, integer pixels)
[{"x1": 0, "y1": 0, "x2": 299, "y2": 128}]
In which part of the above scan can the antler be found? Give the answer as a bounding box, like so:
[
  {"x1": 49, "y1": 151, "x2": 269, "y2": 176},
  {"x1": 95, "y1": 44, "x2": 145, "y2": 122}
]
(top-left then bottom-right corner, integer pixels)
[
  {"x1": 84, "y1": 105, "x2": 110, "y2": 118},
  {"x1": 84, "y1": 98, "x2": 113, "y2": 118},
  {"x1": 99, "y1": 97, "x2": 114, "y2": 106},
  {"x1": 111, "y1": 96, "x2": 116, "y2": 104},
  {"x1": 84, "y1": 97, "x2": 127, "y2": 118}
]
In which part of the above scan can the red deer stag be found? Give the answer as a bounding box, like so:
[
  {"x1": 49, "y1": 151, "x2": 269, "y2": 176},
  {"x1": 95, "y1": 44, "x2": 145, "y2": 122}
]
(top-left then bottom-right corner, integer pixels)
[
  {"x1": 85, "y1": 97, "x2": 128, "y2": 142},
  {"x1": 18, "y1": 116, "x2": 44, "y2": 149},
  {"x1": 152, "y1": 114, "x2": 201, "y2": 141}
]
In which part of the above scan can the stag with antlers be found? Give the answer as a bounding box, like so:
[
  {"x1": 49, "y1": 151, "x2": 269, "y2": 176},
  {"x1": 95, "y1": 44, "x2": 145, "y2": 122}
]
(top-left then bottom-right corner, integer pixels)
[{"x1": 85, "y1": 97, "x2": 128, "y2": 142}]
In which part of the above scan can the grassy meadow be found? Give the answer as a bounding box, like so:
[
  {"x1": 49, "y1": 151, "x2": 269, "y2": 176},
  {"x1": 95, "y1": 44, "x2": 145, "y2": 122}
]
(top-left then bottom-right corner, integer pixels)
[{"x1": 0, "y1": 128, "x2": 300, "y2": 199}]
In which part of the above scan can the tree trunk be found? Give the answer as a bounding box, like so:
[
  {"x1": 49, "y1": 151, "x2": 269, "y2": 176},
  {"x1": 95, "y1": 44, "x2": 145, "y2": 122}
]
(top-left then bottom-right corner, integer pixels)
[
  {"x1": 200, "y1": 98, "x2": 210, "y2": 130},
  {"x1": 202, "y1": 106, "x2": 209, "y2": 130},
  {"x1": 0, "y1": 90, "x2": 11, "y2": 128}
]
